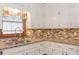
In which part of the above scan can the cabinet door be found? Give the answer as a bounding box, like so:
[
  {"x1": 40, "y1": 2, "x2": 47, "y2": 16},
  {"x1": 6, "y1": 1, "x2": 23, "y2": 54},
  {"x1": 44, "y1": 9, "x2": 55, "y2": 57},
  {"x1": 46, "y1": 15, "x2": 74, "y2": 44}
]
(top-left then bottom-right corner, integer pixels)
[
  {"x1": 51, "y1": 48, "x2": 63, "y2": 55},
  {"x1": 39, "y1": 46, "x2": 50, "y2": 55},
  {"x1": 3, "y1": 45, "x2": 27, "y2": 55},
  {"x1": 63, "y1": 45, "x2": 79, "y2": 55},
  {"x1": 27, "y1": 48, "x2": 40, "y2": 55},
  {"x1": 14, "y1": 51, "x2": 26, "y2": 55},
  {"x1": 45, "y1": 47, "x2": 52, "y2": 55},
  {"x1": 50, "y1": 44, "x2": 63, "y2": 55},
  {"x1": 66, "y1": 48, "x2": 78, "y2": 55},
  {"x1": 67, "y1": 51, "x2": 78, "y2": 55}
]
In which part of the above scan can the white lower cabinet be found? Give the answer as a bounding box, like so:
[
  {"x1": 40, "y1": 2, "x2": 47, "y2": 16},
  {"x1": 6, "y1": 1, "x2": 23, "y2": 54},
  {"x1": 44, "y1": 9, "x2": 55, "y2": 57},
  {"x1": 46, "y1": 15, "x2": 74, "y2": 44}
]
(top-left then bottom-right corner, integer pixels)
[
  {"x1": 65, "y1": 47, "x2": 79, "y2": 55},
  {"x1": 2, "y1": 47, "x2": 24, "y2": 55},
  {"x1": 26, "y1": 48, "x2": 40, "y2": 55},
  {"x1": 47, "y1": 42, "x2": 79, "y2": 55},
  {"x1": 2, "y1": 41, "x2": 79, "y2": 55},
  {"x1": 14, "y1": 51, "x2": 26, "y2": 55},
  {"x1": 38, "y1": 47, "x2": 47, "y2": 55},
  {"x1": 52, "y1": 48, "x2": 62, "y2": 55}
]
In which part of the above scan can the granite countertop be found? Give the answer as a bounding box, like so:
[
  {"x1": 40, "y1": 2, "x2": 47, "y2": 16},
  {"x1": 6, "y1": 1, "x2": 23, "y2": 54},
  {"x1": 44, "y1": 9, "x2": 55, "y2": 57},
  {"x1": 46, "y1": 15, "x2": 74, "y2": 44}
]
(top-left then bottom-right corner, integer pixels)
[
  {"x1": 1, "y1": 28, "x2": 79, "y2": 50},
  {"x1": 0, "y1": 39, "x2": 79, "y2": 50},
  {"x1": 26, "y1": 28, "x2": 79, "y2": 46},
  {"x1": 0, "y1": 37, "x2": 45, "y2": 50}
]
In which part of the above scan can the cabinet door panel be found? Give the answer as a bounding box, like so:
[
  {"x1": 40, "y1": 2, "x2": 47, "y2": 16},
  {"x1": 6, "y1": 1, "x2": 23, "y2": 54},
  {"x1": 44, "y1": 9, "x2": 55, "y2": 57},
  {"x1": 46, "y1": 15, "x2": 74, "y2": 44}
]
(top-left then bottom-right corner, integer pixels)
[
  {"x1": 14, "y1": 51, "x2": 26, "y2": 55},
  {"x1": 27, "y1": 48, "x2": 40, "y2": 55}
]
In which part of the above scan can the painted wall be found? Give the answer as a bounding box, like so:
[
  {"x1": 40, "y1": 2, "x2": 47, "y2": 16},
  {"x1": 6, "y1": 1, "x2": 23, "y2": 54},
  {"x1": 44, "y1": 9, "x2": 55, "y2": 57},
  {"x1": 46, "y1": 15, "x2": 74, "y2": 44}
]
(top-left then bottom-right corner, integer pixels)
[
  {"x1": 44, "y1": 3, "x2": 79, "y2": 28},
  {"x1": 0, "y1": 3, "x2": 79, "y2": 29},
  {"x1": 0, "y1": 3, "x2": 45, "y2": 29},
  {"x1": 24, "y1": 3, "x2": 79, "y2": 28}
]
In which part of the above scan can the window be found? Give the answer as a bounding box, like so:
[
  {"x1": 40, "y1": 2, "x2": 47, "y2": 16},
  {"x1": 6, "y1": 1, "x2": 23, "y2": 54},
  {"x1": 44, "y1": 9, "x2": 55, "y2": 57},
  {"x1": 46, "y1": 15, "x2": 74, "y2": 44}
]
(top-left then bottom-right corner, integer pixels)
[{"x1": 2, "y1": 16, "x2": 23, "y2": 34}]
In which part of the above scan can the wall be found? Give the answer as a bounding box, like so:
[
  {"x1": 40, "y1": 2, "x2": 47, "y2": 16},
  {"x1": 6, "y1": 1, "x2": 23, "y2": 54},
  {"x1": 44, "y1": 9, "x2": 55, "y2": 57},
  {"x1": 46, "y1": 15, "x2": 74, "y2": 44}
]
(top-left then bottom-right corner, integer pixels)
[
  {"x1": 0, "y1": 3, "x2": 79, "y2": 29},
  {"x1": 44, "y1": 3, "x2": 79, "y2": 28},
  {"x1": 0, "y1": 3, "x2": 45, "y2": 29},
  {"x1": 24, "y1": 3, "x2": 79, "y2": 28}
]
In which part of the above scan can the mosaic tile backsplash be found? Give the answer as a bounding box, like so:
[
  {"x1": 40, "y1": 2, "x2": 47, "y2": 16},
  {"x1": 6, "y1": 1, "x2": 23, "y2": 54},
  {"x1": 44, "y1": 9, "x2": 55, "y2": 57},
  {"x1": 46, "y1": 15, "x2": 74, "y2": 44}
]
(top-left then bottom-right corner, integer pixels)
[{"x1": 26, "y1": 28, "x2": 79, "y2": 46}]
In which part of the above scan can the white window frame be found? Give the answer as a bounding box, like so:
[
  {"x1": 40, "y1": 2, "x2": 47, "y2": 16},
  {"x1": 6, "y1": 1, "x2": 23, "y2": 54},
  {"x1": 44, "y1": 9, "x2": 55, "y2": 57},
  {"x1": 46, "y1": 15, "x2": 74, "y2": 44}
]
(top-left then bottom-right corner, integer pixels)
[{"x1": 2, "y1": 16, "x2": 23, "y2": 34}]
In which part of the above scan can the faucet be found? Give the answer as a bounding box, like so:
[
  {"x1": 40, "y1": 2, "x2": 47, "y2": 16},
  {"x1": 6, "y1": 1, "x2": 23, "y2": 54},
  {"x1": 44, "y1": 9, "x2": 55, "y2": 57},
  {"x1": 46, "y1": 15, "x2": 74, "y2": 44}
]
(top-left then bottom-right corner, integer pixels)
[{"x1": 15, "y1": 27, "x2": 22, "y2": 40}]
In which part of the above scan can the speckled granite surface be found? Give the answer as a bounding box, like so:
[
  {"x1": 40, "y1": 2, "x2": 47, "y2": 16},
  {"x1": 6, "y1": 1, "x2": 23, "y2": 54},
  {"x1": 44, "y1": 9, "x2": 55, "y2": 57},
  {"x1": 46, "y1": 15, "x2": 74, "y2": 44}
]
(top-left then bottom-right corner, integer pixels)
[
  {"x1": 27, "y1": 28, "x2": 79, "y2": 46},
  {"x1": 1, "y1": 28, "x2": 79, "y2": 50},
  {"x1": 0, "y1": 38, "x2": 44, "y2": 50}
]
